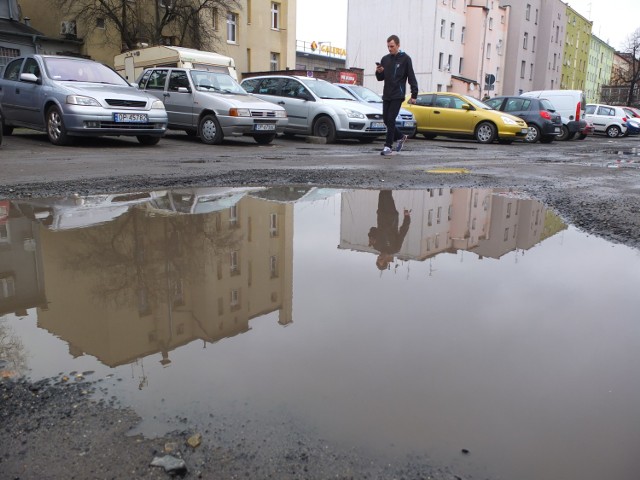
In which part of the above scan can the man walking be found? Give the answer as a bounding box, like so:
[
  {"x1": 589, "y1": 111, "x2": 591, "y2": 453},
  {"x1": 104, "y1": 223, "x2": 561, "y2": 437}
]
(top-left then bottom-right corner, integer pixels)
[{"x1": 375, "y1": 35, "x2": 418, "y2": 156}]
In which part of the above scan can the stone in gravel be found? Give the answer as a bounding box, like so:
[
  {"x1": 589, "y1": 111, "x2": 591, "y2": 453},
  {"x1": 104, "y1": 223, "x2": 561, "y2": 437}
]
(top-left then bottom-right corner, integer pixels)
[
  {"x1": 150, "y1": 455, "x2": 188, "y2": 474},
  {"x1": 187, "y1": 433, "x2": 202, "y2": 448}
]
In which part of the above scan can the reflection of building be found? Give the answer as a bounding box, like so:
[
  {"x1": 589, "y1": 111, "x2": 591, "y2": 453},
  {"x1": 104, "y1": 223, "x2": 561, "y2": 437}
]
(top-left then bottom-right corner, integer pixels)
[
  {"x1": 32, "y1": 192, "x2": 294, "y2": 368},
  {"x1": 339, "y1": 188, "x2": 566, "y2": 261},
  {"x1": 0, "y1": 202, "x2": 46, "y2": 316}
]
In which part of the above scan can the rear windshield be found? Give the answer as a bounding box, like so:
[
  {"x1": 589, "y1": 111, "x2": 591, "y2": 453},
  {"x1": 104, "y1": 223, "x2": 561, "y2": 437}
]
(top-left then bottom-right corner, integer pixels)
[
  {"x1": 540, "y1": 99, "x2": 555, "y2": 111},
  {"x1": 44, "y1": 57, "x2": 128, "y2": 85}
]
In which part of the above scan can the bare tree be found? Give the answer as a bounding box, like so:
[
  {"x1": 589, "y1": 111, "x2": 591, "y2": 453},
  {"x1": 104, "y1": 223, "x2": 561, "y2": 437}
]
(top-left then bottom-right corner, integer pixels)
[
  {"x1": 610, "y1": 29, "x2": 640, "y2": 106},
  {"x1": 52, "y1": 0, "x2": 241, "y2": 52}
]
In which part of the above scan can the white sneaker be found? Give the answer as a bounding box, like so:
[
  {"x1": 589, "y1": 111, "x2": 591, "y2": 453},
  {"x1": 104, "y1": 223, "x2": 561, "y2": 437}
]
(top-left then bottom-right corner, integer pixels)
[{"x1": 380, "y1": 146, "x2": 394, "y2": 156}]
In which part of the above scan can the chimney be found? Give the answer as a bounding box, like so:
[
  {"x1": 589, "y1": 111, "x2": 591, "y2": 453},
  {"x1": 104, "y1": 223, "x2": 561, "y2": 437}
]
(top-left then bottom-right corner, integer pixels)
[{"x1": 24, "y1": 17, "x2": 31, "y2": 27}]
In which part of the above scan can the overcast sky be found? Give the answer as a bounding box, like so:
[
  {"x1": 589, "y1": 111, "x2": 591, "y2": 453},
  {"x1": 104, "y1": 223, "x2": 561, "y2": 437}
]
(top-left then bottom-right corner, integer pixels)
[{"x1": 296, "y1": 0, "x2": 639, "y2": 51}]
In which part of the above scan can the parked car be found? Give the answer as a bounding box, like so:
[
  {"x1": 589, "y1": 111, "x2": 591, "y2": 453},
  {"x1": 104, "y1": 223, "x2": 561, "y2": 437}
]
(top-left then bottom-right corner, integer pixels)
[
  {"x1": 334, "y1": 83, "x2": 416, "y2": 137},
  {"x1": 0, "y1": 55, "x2": 167, "y2": 146},
  {"x1": 240, "y1": 75, "x2": 386, "y2": 143},
  {"x1": 585, "y1": 104, "x2": 628, "y2": 137},
  {"x1": 484, "y1": 95, "x2": 562, "y2": 143},
  {"x1": 521, "y1": 90, "x2": 586, "y2": 141},
  {"x1": 622, "y1": 106, "x2": 640, "y2": 118},
  {"x1": 578, "y1": 120, "x2": 595, "y2": 140},
  {"x1": 0, "y1": 109, "x2": 3, "y2": 146},
  {"x1": 624, "y1": 117, "x2": 640, "y2": 135},
  {"x1": 401, "y1": 92, "x2": 528, "y2": 144},
  {"x1": 137, "y1": 67, "x2": 287, "y2": 145}
]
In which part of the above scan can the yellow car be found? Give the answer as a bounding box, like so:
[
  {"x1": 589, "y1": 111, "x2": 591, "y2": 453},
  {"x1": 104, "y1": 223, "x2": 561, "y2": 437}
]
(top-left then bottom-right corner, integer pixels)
[{"x1": 402, "y1": 92, "x2": 528, "y2": 144}]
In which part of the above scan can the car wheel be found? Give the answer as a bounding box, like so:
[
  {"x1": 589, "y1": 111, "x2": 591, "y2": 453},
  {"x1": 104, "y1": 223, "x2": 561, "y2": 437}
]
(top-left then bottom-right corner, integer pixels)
[
  {"x1": 524, "y1": 125, "x2": 541, "y2": 143},
  {"x1": 540, "y1": 136, "x2": 555, "y2": 144},
  {"x1": 199, "y1": 114, "x2": 223, "y2": 145},
  {"x1": 474, "y1": 121, "x2": 497, "y2": 144},
  {"x1": 557, "y1": 125, "x2": 570, "y2": 141},
  {"x1": 1, "y1": 119, "x2": 12, "y2": 136},
  {"x1": 358, "y1": 137, "x2": 376, "y2": 144},
  {"x1": 313, "y1": 116, "x2": 337, "y2": 143},
  {"x1": 254, "y1": 134, "x2": 277, "y2": 145},
  {"x1": 605, "y1": 125, "x2": 620, "y2": 138},
  {"x1": 46, "y1": 106, "x2": 72, "y2": 146},
  {"x1": 137, "y1": 135, "x2": 161, "y2": 145},
  {"x1": 566, "y1": 131, "x2": 577, "y2": 140},
  {"x1": 422, "y1": 133, "x2": 437, "y2": 140}
]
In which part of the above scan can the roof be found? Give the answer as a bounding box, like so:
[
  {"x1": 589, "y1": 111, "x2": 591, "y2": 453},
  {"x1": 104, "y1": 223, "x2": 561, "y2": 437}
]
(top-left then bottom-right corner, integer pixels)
[{"x1": 0, "y1": 18, "x2": 42, "y2": 37}]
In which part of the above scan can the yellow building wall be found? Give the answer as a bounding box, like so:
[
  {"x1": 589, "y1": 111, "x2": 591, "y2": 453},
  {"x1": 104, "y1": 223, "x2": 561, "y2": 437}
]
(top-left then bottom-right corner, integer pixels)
[{"x1": 561, "y1": 6, "x2": 592, "y2": 90}]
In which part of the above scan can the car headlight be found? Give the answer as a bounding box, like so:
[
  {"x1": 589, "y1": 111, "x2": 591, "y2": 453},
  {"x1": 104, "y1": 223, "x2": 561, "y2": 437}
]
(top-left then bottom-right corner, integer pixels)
[
  {"x1": 343, "y1": 108, "x2": 365, "y2": 119},
  {"x1": 229, "y1": 108, "x2": 251, "y2": 117},
  {"x1": 151, "y1": 100, "x2": 165, "y2": 110},
  {"x1": 275, "y1": 110, "x2": 287, "y2": 118},
  {"x1": 66, "y1": 95, "x2": 101, "y2": 107},
  {"x1": 501, "y1": 115, "x2": 518, "y2": 125}
]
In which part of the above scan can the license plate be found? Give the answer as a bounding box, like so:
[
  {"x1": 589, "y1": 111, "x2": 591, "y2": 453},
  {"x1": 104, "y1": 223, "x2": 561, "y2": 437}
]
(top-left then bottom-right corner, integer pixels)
[
  {"x1": 254, "y1": 124, "x2": 276, "y2": 131},
  {"x1": 371, "y1": 122, "x2": 385, "y2": 129},
  {"x1": 554, "y1": 127, "x2": 561, "y2": 133},
  {"x1": 521, "y1": 128, "x2": 529, "y2": 134},
  {"x1": 403, "y1": 121, "x2": 415, "y2": 127},
  {"x1": 114, "y1": 113, "x2": 148, "y2": 123}
]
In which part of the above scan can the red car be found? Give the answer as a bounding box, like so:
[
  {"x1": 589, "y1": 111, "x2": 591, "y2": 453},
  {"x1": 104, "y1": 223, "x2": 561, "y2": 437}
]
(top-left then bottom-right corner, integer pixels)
[
  {"x1": 578, "y1": 120, "x2": 594, "y2": 140},
  {"x1": 623, "y1": 106, "x2": 640, "y2": 118}
]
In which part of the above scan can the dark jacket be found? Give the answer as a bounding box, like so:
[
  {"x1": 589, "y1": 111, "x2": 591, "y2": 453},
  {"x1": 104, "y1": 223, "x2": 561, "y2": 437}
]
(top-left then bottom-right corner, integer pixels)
[{"x1": 375, "y1": 51, "x2": 418, "y2": 101}]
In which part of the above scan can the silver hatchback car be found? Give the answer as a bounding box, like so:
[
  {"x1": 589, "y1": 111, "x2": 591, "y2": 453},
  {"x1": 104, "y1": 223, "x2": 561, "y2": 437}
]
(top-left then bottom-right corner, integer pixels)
[
  {"x1": 241, "y1": 75, "x2": 386, "y2": 143},
  {"x1": 137, "y1": 67, "x2": 287, "y2": 145},
  {"x1": 0, "y1": 55, "x2": 168, "y2": 145}
]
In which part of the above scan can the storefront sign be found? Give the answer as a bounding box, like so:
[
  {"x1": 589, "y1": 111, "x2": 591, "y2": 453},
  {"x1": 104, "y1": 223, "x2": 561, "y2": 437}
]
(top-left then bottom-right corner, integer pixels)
[{"x1": 339, "y1": 71, "x2": 358, "y2": 84}]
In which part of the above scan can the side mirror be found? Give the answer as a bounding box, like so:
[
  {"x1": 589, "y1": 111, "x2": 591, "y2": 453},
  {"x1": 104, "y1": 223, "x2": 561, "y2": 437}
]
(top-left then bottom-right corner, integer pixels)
[
  {"x1": 177, "y1": 86, "x2": 191, "y2": 93},
  {"x1": 462, "y1": 104, "x2": 473, "y2": 111},
  {"x1": 20, "y1": 73, "x2": 40, "y2": 84},
  {"x1": 298, "y1": 92, "x2": 313, "y2": 101}
]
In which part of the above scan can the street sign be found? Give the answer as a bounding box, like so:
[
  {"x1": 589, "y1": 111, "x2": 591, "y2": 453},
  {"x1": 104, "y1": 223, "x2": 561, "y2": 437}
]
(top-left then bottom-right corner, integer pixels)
[{"x1": 485, "y1": 73, "x2": 496, "y2": 85}]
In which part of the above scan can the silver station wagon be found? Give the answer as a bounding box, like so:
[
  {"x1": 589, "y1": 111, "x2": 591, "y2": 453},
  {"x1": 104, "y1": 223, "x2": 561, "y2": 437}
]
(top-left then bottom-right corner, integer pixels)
[
  {"x1": 0, "y1": 55, "x2": 168, "y2": 146},
  {"x1": 137, "y1": 67, "x2": 288, "y2": 145}
]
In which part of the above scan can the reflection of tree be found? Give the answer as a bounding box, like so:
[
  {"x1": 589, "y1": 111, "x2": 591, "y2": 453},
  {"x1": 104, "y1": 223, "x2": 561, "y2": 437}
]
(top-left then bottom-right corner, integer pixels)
[
  {"x1": 60, "y1": 207, "x2": 242, "y2": 312},
  {"x1": 0, "y1": 318, "x2": 28, "y2": 376}
]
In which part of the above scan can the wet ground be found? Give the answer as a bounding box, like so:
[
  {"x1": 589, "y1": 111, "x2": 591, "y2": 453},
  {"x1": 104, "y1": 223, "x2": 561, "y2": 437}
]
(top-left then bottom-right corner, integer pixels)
[{"x1": 2, "y1": 185, "x2": 640, "y2": 479}]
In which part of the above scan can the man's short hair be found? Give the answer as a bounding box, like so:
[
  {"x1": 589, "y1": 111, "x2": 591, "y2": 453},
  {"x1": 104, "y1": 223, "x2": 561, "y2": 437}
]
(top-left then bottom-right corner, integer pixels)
[{"x1": 387, "y1": 35, "x2": 400, "y2": 45}]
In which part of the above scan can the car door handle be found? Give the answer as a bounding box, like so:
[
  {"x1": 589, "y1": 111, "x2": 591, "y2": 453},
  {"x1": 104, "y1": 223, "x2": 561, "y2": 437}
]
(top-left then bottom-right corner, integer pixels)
[
  {"x1": 277, "y1": 101, "x2": 285, "y2": 105},
  {"x1": 15, "y1": 88, "x2": 20, "y2": 94},
  {"x1": 434, "y1": 110, "x2": 441, "y2": 114},
  {"x1": 163, "y1": 93, "x2": 170, "y2": 97}
]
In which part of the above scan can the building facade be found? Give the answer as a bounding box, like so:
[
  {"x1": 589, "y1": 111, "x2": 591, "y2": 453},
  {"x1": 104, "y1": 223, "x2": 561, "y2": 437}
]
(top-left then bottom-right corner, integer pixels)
[
  {"x1": 561, "y1": 5, "x2": 592, "y2": 90},
  {"x1": 17, "y1": 0, "x2": 295, "y2": 74},
  {"x1": 585, "y1": 35, "x2": 614, "y2": 103}
]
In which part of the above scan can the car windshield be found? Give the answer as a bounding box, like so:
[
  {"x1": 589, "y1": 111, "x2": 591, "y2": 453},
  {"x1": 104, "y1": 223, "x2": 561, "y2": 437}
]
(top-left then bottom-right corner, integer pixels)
[
  {"x1": 463, "y1": 95, "x2": 492, "y2": 110},
  {"x1": 43, "y1": 57, "x2": 129, "y2": 85},
  {"x1": 348, "y1": 85, "x2": 382, "y2": 103},
  {"x1": 301, "y1": 79, "x2": 353, "y2": 100},
  {"x1": 190, "y1": 71, "x2": 246, "y2": 94}
]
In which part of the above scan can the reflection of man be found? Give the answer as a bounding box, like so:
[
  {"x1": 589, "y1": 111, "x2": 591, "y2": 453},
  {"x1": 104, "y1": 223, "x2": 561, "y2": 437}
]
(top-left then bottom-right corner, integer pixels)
[{"x1": 368, "y1": 190, "x2": 411, "y2": 270}]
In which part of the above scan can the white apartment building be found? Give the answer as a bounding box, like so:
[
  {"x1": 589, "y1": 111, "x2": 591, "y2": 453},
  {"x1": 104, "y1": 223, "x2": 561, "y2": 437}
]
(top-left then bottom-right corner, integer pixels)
[{"x1": 346, "y1": 0, "x2": 508, "y2": 98}]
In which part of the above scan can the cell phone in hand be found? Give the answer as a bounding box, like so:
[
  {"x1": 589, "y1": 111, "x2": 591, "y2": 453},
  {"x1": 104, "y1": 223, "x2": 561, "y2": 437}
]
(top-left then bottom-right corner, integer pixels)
[{"x1": 375, "y1": 62, "x2": 381, "y2": 66}]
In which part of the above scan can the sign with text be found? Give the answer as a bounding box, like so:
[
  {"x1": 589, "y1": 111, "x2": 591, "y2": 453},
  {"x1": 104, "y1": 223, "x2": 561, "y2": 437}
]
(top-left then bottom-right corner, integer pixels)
[{"x1": 339, "y1": 71, "x2": 358, "y2": 84}]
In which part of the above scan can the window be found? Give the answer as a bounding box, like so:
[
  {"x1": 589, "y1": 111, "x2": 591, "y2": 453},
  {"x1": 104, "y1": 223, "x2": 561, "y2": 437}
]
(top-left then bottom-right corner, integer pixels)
[
  {"x1": 146, "y1": 69, "x2": 167, "y2": 90},
  {"x1": 440, "y1": 19, "x2": 446, "y2": 38},
  {"x1": 22, "y1": 57, "x2": 40, "y2": 77},
  {"x1": 532, "y1": 36, "x2": 536, "y2": 52},
  {"x1": 270, "y1": 213, "x2": 278, "y2": 237},
  {"x1": 270, "y1": 52, "x2": 279, "y2": 71},
  {"x1": 523, "y1": 32, "x2": 528, "y2": 49},
  {"x1": 428, "y1": 209, "x2": 433, "y2": 226},
  {"x1": 526, "y1": 4, "x2": 531, "y2": 20},
  {"x1": 96, "y1": 17, "x2": 105, "y2": 29},
  {"x1": 270, "y1": 255, "x2": 278, "y2": 278},
  {"x1": 227, "y1": 12, "x2": 238, "y2": 43},
  {"x1": 271, "y1": 2, "x2": 280, "y2": 29},
  {"x1": 0, "y1": 275, "x2": 15, "y2": 300},
  {"x1": 450, "y1": 23, "x2": 455, "y2": 41},
  {"x1": 438, "y1": 52, "x2": 444, "y2": 70},
  {"x1": 0, "y1": 47, "x2": 21, "y2": 73},
  {"x1": 437, "y1": 207, "x2": 442, "y2": 224},
  {"x1": 520, "y1": 61, "x2": 526, "y2": 79},
  {"x1": 486, "y1": 43, "x2": 491, "y2": 59},
  {"x1": 447, "y1": 54, "x2": 452, "y2": 71},
  {"x1": 489, "y1": 17, "x2": 493, "y2": 30},
  {"x1": 3, "y1": 58, "x2": 22, "y2": 81},
  {"x1": 211, "y1": 8, "x2": 218, "y2": 30},
  {"x1": 459, "y1": 57, "x2": 463, "y2": 74},
  {"x1": 230, "y1": 251, "x2": 240, "y2": 274},
  {"x1": 529, "y1": 63, "x2": 533, "y2": 81},
  {"x1": 168, "y1": 70, "x2": 189, "y2": 91},
  {"x1": 461, "y1": 26, "x2": 466, "y2": 43},
  {"x1": 535, "y1": 8, "x2": 538, "y2": 24}
]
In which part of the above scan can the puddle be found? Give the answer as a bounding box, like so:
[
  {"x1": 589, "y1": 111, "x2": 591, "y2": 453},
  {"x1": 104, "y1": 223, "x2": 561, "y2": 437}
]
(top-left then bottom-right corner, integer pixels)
[
  {"x1": 2, "y1": 188, "x2": 640, "y2": 480},
  {"x1": 604, "y1": 148, "x2": 640, "y2": 156}
]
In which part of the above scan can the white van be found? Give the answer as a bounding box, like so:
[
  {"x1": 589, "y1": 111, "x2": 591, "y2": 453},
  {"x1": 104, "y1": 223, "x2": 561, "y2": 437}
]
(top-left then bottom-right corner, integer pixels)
[
  {"x1": 521, "y1": 90, "x2": 587, "y2": 140},
  {"x1": 114, "y1": 46, "x2": 237, "y2": 83}
]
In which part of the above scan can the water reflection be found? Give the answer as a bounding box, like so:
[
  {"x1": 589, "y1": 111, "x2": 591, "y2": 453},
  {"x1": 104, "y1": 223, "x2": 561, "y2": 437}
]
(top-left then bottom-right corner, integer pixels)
[{"x1": 3, "y1": 187, "x2": 640, "y2": 480}]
